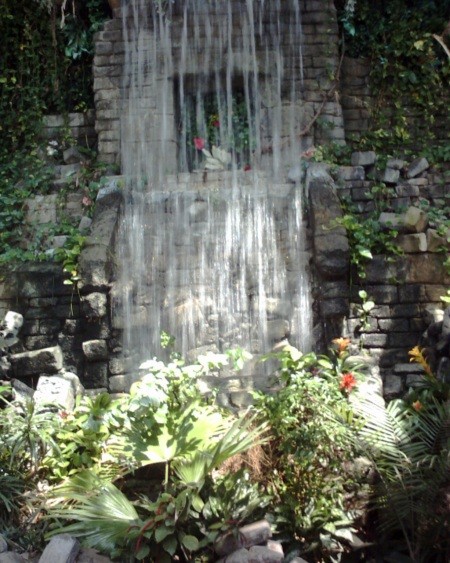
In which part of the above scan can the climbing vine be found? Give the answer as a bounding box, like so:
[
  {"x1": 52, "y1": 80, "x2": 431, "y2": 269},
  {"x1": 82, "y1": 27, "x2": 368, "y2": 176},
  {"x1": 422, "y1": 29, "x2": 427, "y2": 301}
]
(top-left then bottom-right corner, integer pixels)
[
  {"x1": 336, "y1": 0, "x2": 450, "y2": 156},
  {"x1": 0, "y1": 0, "x2": 110, "y2": 158}
]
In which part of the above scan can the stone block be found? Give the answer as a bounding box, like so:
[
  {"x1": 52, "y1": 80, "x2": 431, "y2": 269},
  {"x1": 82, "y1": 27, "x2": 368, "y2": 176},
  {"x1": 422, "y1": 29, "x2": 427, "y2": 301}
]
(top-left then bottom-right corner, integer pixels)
[
  {"x1": 426, "y1": 228, "x2": 448, "y2": 252},
  {"x1": 403, "y1": 207, "x2": 428, "y2": 233},
  {"x1": 379, "y1": 167, "x2": 400, "y2": 184},
  {"x1": 383, "y1": 374, "x2": 403, "y2": 396},
  {"x1": 215, "y1": 520, "x2": 271, "y2": 557},
  {"x1": 351, "y1": 151, "x2": 376, "y2": 167},
  {"x1": 109, "y1": 374, "x2": 132, "y2": 393},
  {"x1": 82, "y1": 339, "x2": 108, "y2": 361},
  {"x1": 396, "y1": 233, "x2": 427, "y2": 253},
  {"x1": 406, "y1": 157, "x2": 429, "y2": 178},
  {"x1": 81, "y1": 293, "x2": 108, "y2": 318},
  {"x1": 83, "y1": 362, "x2": 108, "y2": 389},
  {"x1": 378, "y1": 212, "x2": 403, "y2": 231},
  {"x1": 386, "y1": 158, "x2": 405, "y2": 170},
  {"x1": 336, "y1": 166, "x2": 365, "y2": 181},
  {"x1": 10, "y1": 346, "x2": 63, "y2": 376},
  {"x1": 39, "y1": 534, "x2": 80, "y2": 563},
  {"x1": 34, "y1": 375, "x2": 76, "y2": 411},
  {"x1": 395, "y1": 183, "x2": 420, "y2": 197},
  {"x1": 25, "y1": 195, "x2": 57, "y2": 224}
]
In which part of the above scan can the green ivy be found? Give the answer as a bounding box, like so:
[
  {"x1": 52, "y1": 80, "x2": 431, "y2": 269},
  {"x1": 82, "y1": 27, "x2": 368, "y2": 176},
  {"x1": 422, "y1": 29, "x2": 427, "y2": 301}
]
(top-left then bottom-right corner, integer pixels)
[{"x1": 336, "y1": 0, "x2": 450, "y2": 156}]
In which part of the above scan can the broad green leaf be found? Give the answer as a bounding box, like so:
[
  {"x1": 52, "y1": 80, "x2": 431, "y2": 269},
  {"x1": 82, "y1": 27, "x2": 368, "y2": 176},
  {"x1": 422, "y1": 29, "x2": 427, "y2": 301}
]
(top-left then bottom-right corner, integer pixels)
[{"x1": 182, "y1": 534, "x2": 199, "y2": 551}]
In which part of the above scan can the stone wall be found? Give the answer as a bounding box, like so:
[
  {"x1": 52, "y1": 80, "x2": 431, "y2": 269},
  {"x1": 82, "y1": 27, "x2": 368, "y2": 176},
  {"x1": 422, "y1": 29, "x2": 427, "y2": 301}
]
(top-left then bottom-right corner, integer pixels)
[
  {"x1": 42, "y1": 111, "x2": 97, "y2": 150},
  {"x1": 341, "y1": 57, "x2": 449, "y2": 146},
  {"x1": 92, "y1": 0, "x2": 345, "y2": 166},
  {"x1": 309, "y1": 152, "x2": 450, "y2": 397}
]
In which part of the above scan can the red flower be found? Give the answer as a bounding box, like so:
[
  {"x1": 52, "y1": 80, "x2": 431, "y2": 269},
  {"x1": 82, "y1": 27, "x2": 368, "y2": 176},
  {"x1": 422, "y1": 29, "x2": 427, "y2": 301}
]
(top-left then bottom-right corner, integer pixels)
[
  {"x1": 244, "y1": 164, "x2": 251, "y2": 171},
  {"x1": 212, "y1": 120, "x2": 220, "y2": 127},
  {"x1": 412, "y1": 400, "x2": 422, "y2": 411},
  {"x1": 194, "y1": 137, "x2": 205, "y2": 150},
  {"x1": 340, "y1": 372, "x2": 357, "y2": 393}
]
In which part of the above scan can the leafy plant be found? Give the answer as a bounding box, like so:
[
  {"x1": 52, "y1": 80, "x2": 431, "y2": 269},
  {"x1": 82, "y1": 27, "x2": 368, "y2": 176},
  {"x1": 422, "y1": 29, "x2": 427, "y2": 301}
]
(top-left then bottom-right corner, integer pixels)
[
  {"x1": 46, "y1": 353, "x2": 268, "y2": 561},
  {"x1": 253, "y1": 340, "x2": 368, "y2": 561},
  {"x1": 351, "y1": 389, "x2": 449, "y2": 561}
]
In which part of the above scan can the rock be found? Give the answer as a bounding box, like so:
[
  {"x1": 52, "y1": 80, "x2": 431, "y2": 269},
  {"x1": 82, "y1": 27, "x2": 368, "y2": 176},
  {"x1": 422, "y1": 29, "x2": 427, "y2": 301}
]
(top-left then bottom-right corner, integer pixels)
[
  {"x1": 426, "y1": 229, "x2": 448, "y2": 252},
  {"x1": 38, "y1": 534, "x2": 80, "y2": 563},
  {"x1": 96, "y1": 176, "x2": 123, "y2": 201},
  {"x1": 379, "y1": 167, "x2": 400, "y2": 184},
  {"x1": 290, "y1": 558, "x2": 311, "y2": 563},
  {"x1": 437, "y1": 357, "x2": 450, "y2": 383},
  {"x1": 76, "y1": 547, "x2": 113, "y2": 563},
  {"x1": 215, "y1": 520, "x2": 272, "y2": 557},
  {"x1": 266, "y1": 319, "x2": 290, "y2": 342},
  {"x1": 78, "y1": 187, "x2": 122, "y2": 292},
  {"x1": 82, "y1": 340, "x2": 109, "y2": 361},
  {"x1": 248, "y1": 545, "x2": 283, "y2": 562},
  {"x1": 0, "y1": 554, "x2": 27, "y2": 562},
  {"x1": 81, "y1": 292, "x2": 108, "y2": 318},
  {"x1": 63, "y1": 146, "x2": 84, "y2": 165},
  {"x1": 351, "y1": 151, "x2": 376, "y2": 167},
  {"x1": 383, "y1": 374, "x2": 403, "y2": 396},
  {"x1": 59, "y1": 369, "x2": 84, "y2": 396},
  {"x1": 223, "y1": 549, "x2": 250, "y2": 563},
  {"x1": 396, "y1": 233, "x2": 427, "y2": 253},
  {"x1": 0, "y1": 311, "x2": 24, "y2": 350},
  {"x1": 287, "y1": 163, "x2": 305, "y2": 183},
  {"x1": 0, "y1": 535, "x2": 7, "y2": 553},
  {"x1": 78, "y1": 216, "x2": 93, "y2": 233},
  {"x1": 406, "y1": 157, "x2": 429, "y2": 178},
  {"x1": 34, "y1": 375, "x2": 76, "y2": 411},
  {"x1": 308, "y1": 177, "x2": 349, "y2": 279},
  {"x1": 9, "y1": 346, "x2": 63, "y2": 377},
  {"x1": 402, "y1": 207, "x2": 428, "y2": 233},
  {"x1": 337, "y1": 166, "x2": 365, "y2": 181},
  {"x1": 378, "y1": 212, "x2": 403, "y2": 231},
  {"x1": 386, "y1": 158, "x2": 405, "y2": 170},
  {"x1": 441, "y1": 307, "x2": 450, "y2": 337},
  {"x1": 11, "y1": 379, "x2": 34, "y2": 401}
]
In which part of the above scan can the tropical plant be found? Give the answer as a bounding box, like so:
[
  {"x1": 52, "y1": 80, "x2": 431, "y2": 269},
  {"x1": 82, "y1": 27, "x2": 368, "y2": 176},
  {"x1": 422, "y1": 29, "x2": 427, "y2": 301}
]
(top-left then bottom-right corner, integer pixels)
[
  {"x1": 252, "y1": 340, "x2": 369, "y2": 561},
  {"x1": 46, "y1": 354, "x2": 268, "y2": 561},
  {"x1": 351, "y1": 391, "x2": 449, "y2": 562}
]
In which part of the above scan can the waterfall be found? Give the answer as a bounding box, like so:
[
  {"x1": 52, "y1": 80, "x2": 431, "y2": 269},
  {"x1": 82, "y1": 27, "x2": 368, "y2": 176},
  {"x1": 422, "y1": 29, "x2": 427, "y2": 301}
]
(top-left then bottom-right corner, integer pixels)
[{"x1": 117, "y1": 0, "x2": 312, "y2": 366}]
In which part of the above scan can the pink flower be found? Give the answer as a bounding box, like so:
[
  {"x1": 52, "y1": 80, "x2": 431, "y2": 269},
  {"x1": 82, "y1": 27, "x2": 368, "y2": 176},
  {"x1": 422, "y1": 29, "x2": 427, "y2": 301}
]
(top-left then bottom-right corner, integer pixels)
[
  {"x1": 194, "y1": 137, "x2": 205, "y2": 150},
  {"x1": 212, "y1": 120, "x2": 220, "y2": 127},
  {"x1": 82, "y1": 196, "x2": 93, "y2": 207},
  {"x1": 340, "y1": 372, "x2": 357, "y2": 394}
]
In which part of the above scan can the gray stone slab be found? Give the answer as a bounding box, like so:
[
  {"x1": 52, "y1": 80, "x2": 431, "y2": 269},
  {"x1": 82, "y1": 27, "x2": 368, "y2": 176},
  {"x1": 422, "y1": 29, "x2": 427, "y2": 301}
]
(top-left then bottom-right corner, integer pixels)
[{"x1": 39, "y1": 534, "x2": 80, "y2": 563}]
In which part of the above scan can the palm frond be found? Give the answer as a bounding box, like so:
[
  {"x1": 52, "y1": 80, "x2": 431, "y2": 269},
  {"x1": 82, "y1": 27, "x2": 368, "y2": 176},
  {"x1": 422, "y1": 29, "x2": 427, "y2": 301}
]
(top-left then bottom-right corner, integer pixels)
[{"x1": 48, "y1": 470, "x2": 140, "y2": 553}]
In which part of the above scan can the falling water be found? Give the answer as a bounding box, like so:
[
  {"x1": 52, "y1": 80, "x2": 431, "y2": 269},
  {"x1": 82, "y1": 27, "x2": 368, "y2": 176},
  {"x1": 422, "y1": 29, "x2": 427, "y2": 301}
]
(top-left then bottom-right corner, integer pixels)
[{"x1": 118, "y1": 0, "x2": 312, "y2": 366}]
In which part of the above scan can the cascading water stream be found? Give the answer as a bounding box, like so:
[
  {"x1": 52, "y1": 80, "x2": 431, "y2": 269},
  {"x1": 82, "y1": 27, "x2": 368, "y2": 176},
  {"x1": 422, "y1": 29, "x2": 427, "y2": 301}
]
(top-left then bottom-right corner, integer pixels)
[{"x1": 117, "y1": 0, "x2": 312, "y2": 367}]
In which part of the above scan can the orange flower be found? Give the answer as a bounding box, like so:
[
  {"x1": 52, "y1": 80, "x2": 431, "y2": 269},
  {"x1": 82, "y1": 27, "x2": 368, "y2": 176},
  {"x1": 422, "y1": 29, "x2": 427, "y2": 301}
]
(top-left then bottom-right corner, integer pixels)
[
  {"x1": 412, "y1": 400, "x2": 423, "y2": 411},
  {"x1": 340, "y1": 372, "x2": 357, "y2": 393},
  {"x1": 333, "y1": 337, "x2": 351, "y2": 353}
]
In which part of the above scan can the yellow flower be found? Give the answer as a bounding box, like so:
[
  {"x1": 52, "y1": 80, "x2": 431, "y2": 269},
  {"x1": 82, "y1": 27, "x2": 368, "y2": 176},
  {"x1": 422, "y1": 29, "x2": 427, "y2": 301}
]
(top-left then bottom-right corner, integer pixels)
[{"x1": 408, "y1": 346, "x2": 434, "y2": 377}]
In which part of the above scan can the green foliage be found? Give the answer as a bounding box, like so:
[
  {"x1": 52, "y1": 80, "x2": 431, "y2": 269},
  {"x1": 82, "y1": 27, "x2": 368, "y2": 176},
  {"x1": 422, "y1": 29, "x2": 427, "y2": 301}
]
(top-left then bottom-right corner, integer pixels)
[
  {"x1": 0, "y1": 0, "x2": 110, "y2": 156},
  {"x1": 351, "y1": 377, "x2": 450, "y2": 561},
  {"x1": 253, "y1": 341, "x2": 367, "y2": 561},
  {"x1": 44, "y1": 354, "x2": 267, "y2": 560},
  {"x1": 335, "y1": 184, "x2": 402, "y2": 279},
  {"x1": 336, "y1": 0, "x2": 450, "y2": 155}
]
